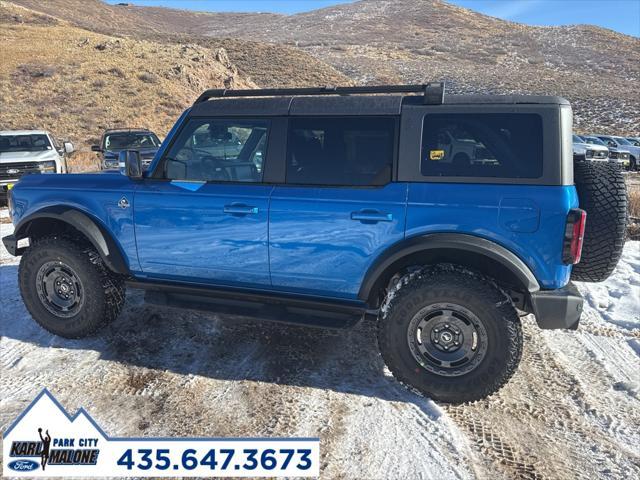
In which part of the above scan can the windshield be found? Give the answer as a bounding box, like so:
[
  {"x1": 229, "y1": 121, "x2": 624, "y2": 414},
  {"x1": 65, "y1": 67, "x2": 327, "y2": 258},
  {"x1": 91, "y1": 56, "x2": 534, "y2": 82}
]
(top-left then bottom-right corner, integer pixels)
[
  {"x1": 614, "y1": 137, "x2": 631, "y2": 146},
  {"x1": 584, "y1": 136, "x2": 606, "y2": 146},
  {"x1": 0, "y1": 134, "x2": 52, "y2": 153},
  {"x1": 572, "y1": 134, "x2": 584, "y2": 143},
  {"x1": 104, "y1": 132, "x2": 160, "y2": 150}
]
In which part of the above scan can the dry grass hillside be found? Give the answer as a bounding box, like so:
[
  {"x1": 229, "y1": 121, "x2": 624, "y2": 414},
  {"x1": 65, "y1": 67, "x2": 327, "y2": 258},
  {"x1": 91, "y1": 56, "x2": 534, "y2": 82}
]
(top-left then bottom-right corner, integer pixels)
[
  {"x1": 0, "y1": 2, "x2": 255, "y2": 169},
  {"x1": 7, "y1": 0, "x2": 352, "y2": 89},
  {"x1": 13, "y1": 0, "x2": 638, "y2": 135}
]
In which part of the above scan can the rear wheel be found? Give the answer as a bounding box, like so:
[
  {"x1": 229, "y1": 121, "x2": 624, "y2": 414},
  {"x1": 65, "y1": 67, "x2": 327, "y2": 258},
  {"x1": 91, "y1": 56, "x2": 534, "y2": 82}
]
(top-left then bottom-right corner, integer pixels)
[
  {"x1": 378, "y1": 267, "x2": 523, "y2": 403},
  {"x1": 19, "y1": 236, "x2": 125, "y2": 338}
]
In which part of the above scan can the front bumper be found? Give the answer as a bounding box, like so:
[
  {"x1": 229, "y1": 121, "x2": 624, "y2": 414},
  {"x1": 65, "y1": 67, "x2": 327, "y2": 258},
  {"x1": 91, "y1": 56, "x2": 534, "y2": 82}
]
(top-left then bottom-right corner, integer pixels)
[
  {"x1": 609, "y1": 158, "x2": 630, "y2": 168},
  {"x1": 1, "y1": 178, "x2": 18, "y2": 185},
  {"x1": 530, "y1": 282, "x2": 583, "y2": 330},
  {"x1": 2, "y1": 233, "x2": 23, "y2": 256},
  {"x1": 0, "y1": 178, "x2": 18, "y2": 198}
]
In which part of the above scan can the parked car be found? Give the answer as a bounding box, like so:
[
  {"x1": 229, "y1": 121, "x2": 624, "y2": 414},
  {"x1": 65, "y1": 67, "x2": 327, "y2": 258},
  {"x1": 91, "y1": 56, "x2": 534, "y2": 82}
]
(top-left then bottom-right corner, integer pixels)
[
  {"x1": 594, "y1": 134, "x2": 640, "y2": 171},
  {"x1": 92, "y1": 128, "x2": 161, "y2": 170},
  {"x1": 572, "y1": 134, "x2": 609, "y2": 162},
  {"x1": 579, "y1": 135, "x2": 630, "y2": 168},
  {"x1": 3, "y1": 84, "x2": 628, "y2": 404},
  {"x1": 0, "y1": 130, "x2": 72, "y2": 202}
]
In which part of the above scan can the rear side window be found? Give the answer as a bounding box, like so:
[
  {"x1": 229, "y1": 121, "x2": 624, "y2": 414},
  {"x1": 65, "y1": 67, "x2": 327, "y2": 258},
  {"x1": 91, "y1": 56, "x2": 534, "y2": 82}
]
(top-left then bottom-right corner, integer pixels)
[
  {"x1": 421, "y1": 113, "x2": 543, "y2": 179},
  {"x1": 286, "y1": 116, "x2": 395, "y2": 186}
]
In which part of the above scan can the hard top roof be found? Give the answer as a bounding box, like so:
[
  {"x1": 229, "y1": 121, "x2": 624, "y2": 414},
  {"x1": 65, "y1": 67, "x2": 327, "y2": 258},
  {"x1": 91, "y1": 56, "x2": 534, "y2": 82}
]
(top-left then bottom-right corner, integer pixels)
[
  {"x1": 189, "y1": 83, "x2": 569, "y2": 117},
  {"x1": 190, "y1": 94, "x2": 570, "y2": 117},
  {"x1": 103, "y1": 128, "x2": 156, "y2": 134}
]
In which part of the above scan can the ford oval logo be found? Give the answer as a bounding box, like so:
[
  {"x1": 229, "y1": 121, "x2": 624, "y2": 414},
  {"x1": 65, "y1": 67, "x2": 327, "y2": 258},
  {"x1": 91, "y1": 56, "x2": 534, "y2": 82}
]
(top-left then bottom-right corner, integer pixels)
[
  {"x1": 8, "y1": 459, "x2": 39, "y2": 471},
  {"x1": 7, "y1": 168, "x2": 20, "y2": 175}
]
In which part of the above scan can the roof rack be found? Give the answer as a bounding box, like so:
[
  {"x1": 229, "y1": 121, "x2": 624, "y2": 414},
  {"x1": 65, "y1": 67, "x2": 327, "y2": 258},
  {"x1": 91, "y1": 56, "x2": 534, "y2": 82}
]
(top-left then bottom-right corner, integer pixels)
[{"x1": 193, "y1": 82, "x2": 446, "y2": 106}]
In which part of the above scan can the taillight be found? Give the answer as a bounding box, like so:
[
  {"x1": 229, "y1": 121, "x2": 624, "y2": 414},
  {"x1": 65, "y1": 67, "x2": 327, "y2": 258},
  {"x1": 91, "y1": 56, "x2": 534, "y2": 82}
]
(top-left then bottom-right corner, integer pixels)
[{"x1": 563, "y1": 209, "x2": 587, "y2": 264}]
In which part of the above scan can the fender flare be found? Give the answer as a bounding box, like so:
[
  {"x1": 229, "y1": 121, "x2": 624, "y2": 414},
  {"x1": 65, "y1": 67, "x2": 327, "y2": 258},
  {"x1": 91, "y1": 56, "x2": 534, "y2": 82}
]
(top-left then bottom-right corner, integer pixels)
[
  {"x1": 13, "y1": 206, "x2": 130, "y2": 275},
  {"x1": 358, "y1": 233, "x2": 540, "y2": 303}
]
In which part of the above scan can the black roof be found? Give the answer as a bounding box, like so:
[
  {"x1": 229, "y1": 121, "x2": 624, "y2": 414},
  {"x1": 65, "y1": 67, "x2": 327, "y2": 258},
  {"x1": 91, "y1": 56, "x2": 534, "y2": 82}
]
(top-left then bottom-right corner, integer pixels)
[
  {"x1": 190, "y1": 94, "x2": 569, "y2": 118},
  {"x1": 189, "y1": 83, "x2": 569, "y2": 117},
  {"x1": 103, "y1": 128, "x2": 156, "y2": 134}
]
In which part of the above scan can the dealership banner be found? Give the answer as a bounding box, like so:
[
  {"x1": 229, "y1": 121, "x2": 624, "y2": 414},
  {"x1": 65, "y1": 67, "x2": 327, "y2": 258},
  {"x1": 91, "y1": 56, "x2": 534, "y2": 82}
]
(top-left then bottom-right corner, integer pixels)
[{"x1": 3, "y1": 389, "x2": 319, "y2": 477}]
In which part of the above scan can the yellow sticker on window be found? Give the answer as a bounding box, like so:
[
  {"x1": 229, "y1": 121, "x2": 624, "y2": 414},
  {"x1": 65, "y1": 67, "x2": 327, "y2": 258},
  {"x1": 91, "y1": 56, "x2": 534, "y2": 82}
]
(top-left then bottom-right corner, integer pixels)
[{"x1": 430, "y1": 150, "x2": 445, "y2": 160}]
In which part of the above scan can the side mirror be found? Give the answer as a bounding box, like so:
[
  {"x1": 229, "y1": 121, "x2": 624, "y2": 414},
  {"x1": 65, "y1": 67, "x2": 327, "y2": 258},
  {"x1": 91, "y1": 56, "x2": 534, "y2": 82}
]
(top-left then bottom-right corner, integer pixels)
[
  {"x1": 608, "y1": 141, "x2": 616, "y2": 147},
  {"x1": 91, "y1": 145, "x2": 102, "y2": 152},
  {"x1": 63, "y1": 142, "x2": 74, "y2": 154},
  {"x1": 118, "y1": 150, "x2": 142, "y2": 179}
]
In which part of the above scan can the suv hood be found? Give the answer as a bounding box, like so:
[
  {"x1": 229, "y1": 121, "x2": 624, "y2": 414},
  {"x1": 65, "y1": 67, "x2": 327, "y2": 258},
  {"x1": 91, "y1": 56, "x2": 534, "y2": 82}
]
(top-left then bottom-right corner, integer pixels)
[
  {"x1": 622, "y1": 144, "x2": 640, "y2": 157},
  {"x1": 607, "y1": 147, "x2": 630, "y2": 154},
  {"x1": 0, "y1": 150, "x2": 59, "y2": 163},
  {"x1": 574, "y1": 142, "x2": 608, "y2": 152}
]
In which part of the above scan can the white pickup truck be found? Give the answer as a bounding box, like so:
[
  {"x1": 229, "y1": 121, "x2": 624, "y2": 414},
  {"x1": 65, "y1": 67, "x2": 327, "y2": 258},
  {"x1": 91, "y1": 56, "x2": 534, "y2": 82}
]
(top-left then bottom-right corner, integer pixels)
[{"x1": 0, "y1": 130, "x2": 73, "y2": 202}]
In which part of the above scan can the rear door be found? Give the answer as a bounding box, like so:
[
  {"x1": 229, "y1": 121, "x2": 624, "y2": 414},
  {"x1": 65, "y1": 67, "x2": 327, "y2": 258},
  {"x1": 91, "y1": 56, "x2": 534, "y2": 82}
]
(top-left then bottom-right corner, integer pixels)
[
  {"x1": 269, "y1": 116, "x2": 407, "y2": 299},
  {"x1": 133, "y1": 117, "x2": 274, "y2": 288}
]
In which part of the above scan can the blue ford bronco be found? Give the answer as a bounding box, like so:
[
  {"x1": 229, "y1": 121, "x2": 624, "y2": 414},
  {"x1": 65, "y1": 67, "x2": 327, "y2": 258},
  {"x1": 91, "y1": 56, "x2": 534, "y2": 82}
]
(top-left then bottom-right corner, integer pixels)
[{"x1": 3, "y1": 84, "x2": 628, "y2": 403}]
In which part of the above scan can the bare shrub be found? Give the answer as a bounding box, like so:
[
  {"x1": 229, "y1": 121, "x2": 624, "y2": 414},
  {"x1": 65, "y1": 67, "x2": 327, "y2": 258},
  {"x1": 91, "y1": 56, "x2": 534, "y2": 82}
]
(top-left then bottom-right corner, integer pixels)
[
  {"x1": 14, "y1": 63, "x2": 56, "y2": 79},
  {"x1": 108, "y1": 67, "x2": 126, "y2": 78},
  {"x1": 629, "y1": 187, "x2": 640, "y2": 219},
  {"x1": 67, "y1": 151, "x2": 100, "y2": 173},
  {"x1": 138, "y1": 72, "x2": 158, "y2": 84},
  {"x1": 627, "y1": 185, "x2": 640, "y2": 240}
]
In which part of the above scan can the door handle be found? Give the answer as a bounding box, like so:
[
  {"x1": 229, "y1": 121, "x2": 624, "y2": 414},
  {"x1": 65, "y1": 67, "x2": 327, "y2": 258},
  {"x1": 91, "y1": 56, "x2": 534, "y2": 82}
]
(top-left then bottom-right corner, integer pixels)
[
  {"x1": 223, "y1": 204, "x2": 259, "y2": 215},
  {"x1": 351, "y1": 210, "x2": 393, "y2": 223}
]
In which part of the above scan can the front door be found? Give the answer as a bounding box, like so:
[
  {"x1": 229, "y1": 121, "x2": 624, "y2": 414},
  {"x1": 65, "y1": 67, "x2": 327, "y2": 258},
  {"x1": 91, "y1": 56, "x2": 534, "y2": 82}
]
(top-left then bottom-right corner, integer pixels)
[
  {"x1": 269, "y1": 116, "x2": 407, "y2": 299},
  {"x1": 134, "y1": 117, "x2": 273, "y2": 288}
]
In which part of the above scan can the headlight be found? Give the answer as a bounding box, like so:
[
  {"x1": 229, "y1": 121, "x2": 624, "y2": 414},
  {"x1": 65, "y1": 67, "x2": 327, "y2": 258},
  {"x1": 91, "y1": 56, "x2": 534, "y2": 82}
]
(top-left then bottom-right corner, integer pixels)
[{"x1": 38, "y1": 160, "x2": 57, "y2": 173}]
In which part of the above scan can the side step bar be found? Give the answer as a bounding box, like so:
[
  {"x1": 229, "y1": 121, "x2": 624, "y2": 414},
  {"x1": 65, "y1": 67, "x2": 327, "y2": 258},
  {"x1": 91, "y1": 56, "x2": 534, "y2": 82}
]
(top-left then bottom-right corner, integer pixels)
[{"x1": 126, "y1": 280, "x2": 371, "y2": 329}]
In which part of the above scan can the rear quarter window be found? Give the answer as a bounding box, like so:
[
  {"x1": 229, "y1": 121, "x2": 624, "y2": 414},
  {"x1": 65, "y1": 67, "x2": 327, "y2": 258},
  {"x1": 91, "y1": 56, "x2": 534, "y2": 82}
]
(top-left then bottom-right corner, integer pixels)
[{"x1": 421, "y1": 113, "x2": 543, "y2": 179}]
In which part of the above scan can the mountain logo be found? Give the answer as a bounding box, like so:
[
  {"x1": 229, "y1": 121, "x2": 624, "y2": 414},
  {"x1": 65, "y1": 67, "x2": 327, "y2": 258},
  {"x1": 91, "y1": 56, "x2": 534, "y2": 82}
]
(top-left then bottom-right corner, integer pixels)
[{"x1": 3, "y1": 389, "x2": 103, "y2": 477}]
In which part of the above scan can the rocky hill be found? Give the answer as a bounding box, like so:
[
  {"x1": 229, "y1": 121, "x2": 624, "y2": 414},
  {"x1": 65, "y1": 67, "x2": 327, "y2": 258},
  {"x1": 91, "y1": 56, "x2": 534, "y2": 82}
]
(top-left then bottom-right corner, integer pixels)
[
  {"x1": 6, "y1": 0, "x2": 352, "y2": 88},
  {"x1": 0, "y1": 1, "x2": 350, "y2": 169},
  {"x1": 5, "y1": 0, "x2": 640, "y2": 135}
]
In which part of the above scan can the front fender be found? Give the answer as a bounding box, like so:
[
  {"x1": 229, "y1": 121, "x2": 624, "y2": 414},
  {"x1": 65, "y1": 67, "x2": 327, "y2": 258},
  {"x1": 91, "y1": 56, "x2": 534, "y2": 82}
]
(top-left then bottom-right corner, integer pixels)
[{"x1": 12, "y1": 206, "x2": 130, "y2": 274}]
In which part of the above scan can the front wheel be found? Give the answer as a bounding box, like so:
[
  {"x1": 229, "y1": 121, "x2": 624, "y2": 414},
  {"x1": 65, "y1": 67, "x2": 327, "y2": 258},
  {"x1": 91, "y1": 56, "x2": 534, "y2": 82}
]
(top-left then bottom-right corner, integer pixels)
[
  {"x1": 18, "y1": 236, "x2": 125, "y2": 338},
  {"x1": 378, "y1": 267, "x2": 523, "y2": 403}
]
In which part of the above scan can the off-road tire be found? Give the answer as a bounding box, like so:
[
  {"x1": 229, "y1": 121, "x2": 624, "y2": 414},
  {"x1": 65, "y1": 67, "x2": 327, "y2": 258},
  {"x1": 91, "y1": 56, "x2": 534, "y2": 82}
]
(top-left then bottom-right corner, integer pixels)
[
  {"x1": 378, "y1": 266, "x2": 523, "y2": 403},
  {"x1": 571, "y1": 161, "x2": 627, "y2": 282},
  {"x1": 18, "y1": 236, "x2": 125, "y2": 338}
]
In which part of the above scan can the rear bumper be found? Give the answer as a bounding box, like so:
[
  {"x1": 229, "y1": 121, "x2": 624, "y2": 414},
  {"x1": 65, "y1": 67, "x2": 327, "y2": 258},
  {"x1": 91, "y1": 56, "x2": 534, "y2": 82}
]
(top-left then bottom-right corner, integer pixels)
[{"x1": 530, "y1": 282, "x2": 583, "y2": 330}]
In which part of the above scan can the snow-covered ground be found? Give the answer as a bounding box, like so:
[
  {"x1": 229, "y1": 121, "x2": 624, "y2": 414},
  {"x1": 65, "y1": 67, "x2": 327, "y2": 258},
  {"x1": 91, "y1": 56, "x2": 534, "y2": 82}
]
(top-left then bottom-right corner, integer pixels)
[{"x1": 1, "y1": 211, "x2": 639, "y2": 479}]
